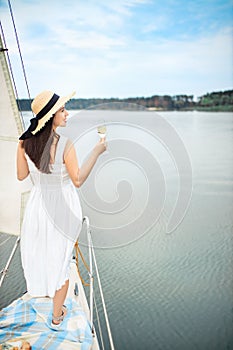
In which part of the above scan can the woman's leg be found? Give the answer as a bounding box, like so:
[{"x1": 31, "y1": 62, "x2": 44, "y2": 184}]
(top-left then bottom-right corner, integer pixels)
[{"x1": 52, "y1": 279, "x2": 69, "y2": 324}]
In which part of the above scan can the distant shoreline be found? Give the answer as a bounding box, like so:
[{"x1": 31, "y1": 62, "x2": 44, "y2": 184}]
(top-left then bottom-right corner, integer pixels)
[{"x1": 17, "y1": 89, "x2": 233, "y2": 112}]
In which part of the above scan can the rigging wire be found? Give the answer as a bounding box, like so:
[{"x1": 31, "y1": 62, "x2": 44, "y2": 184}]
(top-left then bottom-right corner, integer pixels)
[
  {"x1": 0, "y1": 20, "x2": 25, "y2": 125},
  {"x1": 7, "y1": 0, "x2": 34, "y2": 118},
  {"x1": 7, "y1": 0, "x2": 31, "y2": 101}
]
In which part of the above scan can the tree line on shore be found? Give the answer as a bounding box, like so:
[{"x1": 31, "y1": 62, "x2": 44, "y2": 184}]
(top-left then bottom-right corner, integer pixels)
[{"x1": 17, "y1": 89, "x2": 233, "y2": 112}]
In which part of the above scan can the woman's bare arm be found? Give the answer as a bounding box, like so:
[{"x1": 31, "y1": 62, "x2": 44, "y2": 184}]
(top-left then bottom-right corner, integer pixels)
[
  {"x1": 17, "y1": 141, "x2": 29, "y2": 180},
  {"x1": 64, "y1": 139, "x2": 106, "y2": 188}
]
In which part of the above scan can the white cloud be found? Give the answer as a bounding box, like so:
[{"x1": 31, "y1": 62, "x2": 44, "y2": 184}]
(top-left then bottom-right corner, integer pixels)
[
  {"x1": 45, "y1": 28, "x2": 233, "y2": 97},
  {"x1": 51, "y1": 27, "x2": 127, "y2": 50},
  {"x1": 6, "y1": 26, "x2": 233, "y2": 98},
  {"x1": 141, "y1": 14, "x2": 169, "y2": 33},
  {"x1": 1, "y1": 0, "x2": 232, "y2": 98},
  {"x1": 104, "y1": 0, "x2": 151, "y2": 16}
]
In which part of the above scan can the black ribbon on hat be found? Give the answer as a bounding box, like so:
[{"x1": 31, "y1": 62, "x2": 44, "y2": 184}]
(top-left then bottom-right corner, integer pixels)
[{"x1": 19, "y1": 93, "x2": 60, "y2": 140}]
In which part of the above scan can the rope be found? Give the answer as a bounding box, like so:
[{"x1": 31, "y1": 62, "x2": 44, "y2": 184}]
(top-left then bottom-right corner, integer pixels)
[
  {"x1": 7, "y1": 0, "x2": 33, "y2": 106},
  {"x1": 74, "y1": 241, "x2": 90, "y2": 287}
]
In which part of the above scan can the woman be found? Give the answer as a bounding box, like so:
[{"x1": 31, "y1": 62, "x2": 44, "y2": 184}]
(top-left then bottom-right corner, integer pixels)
[{"x1": 17, "y1": 90, "x2": 106, "y2": 329}]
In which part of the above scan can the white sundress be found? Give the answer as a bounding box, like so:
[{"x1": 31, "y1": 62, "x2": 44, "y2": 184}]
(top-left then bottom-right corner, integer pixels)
[{"x1": 20, "y1": 134, "x2": 82, "y2": 298}]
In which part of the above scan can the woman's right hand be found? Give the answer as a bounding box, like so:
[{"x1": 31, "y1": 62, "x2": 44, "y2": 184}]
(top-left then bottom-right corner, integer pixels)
[{"x1": 93, "y1": 137, "x2": 107, "y2": 156}]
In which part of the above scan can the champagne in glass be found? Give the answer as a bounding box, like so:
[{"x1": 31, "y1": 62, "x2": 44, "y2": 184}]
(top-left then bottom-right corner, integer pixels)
[{"x1": 97, "y1": 121, "x2": 107, "y2": 139}]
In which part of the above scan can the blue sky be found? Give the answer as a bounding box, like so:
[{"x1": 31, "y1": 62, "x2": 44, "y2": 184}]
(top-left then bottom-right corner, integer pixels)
[{"x1": 0, "y1": 0, "x2": 232, "y2": 99}]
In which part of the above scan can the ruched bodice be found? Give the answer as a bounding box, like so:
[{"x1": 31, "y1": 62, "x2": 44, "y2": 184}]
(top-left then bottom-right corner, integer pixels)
[
  {"x1": 27, "y1": 162, "x2": 71, "y2": 190},
  {"x1": 26, "y1": 134, "x2": 71, "y2": 187}
]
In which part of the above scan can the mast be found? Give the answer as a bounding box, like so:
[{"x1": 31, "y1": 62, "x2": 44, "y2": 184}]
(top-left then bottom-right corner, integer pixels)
[{"x1": 0, "y1": 33, "x2": 31, "y2": 236}]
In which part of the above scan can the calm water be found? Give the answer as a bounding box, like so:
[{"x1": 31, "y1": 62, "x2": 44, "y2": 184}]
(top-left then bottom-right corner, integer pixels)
[{"x1": 0, "y1": 111, "x2": 233, "y2": 350}]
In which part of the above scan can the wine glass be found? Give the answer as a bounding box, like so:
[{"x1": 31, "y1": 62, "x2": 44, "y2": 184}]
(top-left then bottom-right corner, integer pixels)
[{"x1": 97, "y1": 120, "x2": 107, "y2": 139}]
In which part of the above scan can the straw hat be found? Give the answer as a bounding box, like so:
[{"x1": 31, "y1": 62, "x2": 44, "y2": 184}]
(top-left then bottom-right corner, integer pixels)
[{"x1": 19, "y1": 90, "x2": 75, "y2": 140}]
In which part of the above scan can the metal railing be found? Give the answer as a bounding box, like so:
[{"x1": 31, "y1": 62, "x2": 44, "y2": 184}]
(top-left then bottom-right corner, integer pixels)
[
  {"x1": 82, "y1": 216, "x2": 115, "y2": 350},
  {"x1": 0, "y1": 236, "x2": 20, "y2": 288}
]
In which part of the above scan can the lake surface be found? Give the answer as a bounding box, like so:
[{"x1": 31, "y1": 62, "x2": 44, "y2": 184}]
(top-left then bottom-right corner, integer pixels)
[{"x1": 1, "y1": 110, "x2": 233, "y2": 350}]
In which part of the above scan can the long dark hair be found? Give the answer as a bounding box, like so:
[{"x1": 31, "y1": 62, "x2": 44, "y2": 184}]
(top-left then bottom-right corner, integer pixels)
[{"x1": 22, "y1": 117, "x2": 56, "y2": 174}]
